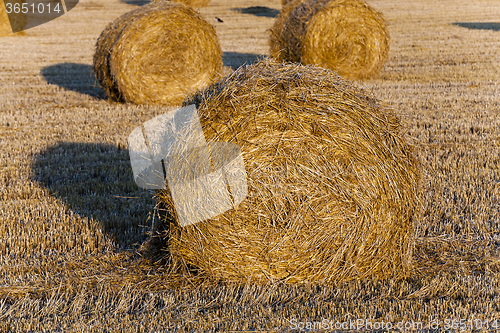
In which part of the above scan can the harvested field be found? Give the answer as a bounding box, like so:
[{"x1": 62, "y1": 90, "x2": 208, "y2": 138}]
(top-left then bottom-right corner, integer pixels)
[{"x1": 1, "y1": 0, "x2": 500, "y2": 331}]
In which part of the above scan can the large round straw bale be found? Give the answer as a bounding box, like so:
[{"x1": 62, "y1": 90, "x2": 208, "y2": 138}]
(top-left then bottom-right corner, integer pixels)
[
  {"x1": 0, "y1": 0, "x2": 27, "y2": 36},
  {"x1": 270, "y1": 0, "x2": 389, "y2": 80},
  {"x1": 157, "y1": 59, "x2": 421, "y2": 284},
  {"x1": 151, "y1": 0, "x2": 211, "y2": 7},
  {"x1": 93, "y1": 2, "x2": 222, "y2": 105}
]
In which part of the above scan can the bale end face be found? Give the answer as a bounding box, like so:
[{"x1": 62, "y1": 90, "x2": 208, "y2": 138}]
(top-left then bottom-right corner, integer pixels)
[{"x1": 156, "y1": 59, "x2": 421, "y2": 284}]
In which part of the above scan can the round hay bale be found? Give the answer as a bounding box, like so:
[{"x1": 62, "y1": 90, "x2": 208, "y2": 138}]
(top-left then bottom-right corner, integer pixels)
[
  {"x1": 151, "y1": 0, "x2": 211, "y2": 7},
  {"x1": 270, "y1": 0, "x2": 389, "y2": 80},
  {"x1": 93, "y1": 2, "x2": 222, "y2": 105},
  {"x1": 0, "y1": 0, "x2": 27, "y2": 36},
  {"x1": 157, "y1": 59, "x2": 421, "y2": 284}
]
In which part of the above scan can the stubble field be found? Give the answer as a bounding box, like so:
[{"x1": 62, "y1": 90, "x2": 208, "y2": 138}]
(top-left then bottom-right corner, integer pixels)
[{"x1": 1, "y1": 0, "x2": 500, "y2": 331}]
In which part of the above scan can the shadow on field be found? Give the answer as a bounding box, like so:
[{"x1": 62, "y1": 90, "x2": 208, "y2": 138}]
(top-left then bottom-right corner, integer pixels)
[
  {"x1": 231, "y1": 6, "x2": 280, "y2": 18},
  {"x1": 41, "y1": 63, "x2": 106, "y2": 100},
  {"x1": 452, "y1": 22, "x2": 500, "y2": 31},
  {"x1": 120, "y1": 0, "x2": 150, "y2": 5},
  {"x1": 32, "y1": 142, "x2": 156, "y2": 250},
  {"x1": 223, "y1": 52, "x2": 267, "y2": 70}
]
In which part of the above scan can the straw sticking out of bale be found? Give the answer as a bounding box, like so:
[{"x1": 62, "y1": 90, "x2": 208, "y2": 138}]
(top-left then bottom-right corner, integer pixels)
[
  {"x1": 270, "y1": 0, "x2": 389, "y2": 80},
  {"x1": 0, "y1": 0, "x2": 27, "y2": 36},
  {"x1": 93, "y1": 2, "x2": 222, "y2": 105},
  {"x1": 156, "y1": 59, "x2": 421, "y2": 284},
  {"x1": 151, "y1": 0, "x2": 211, "y2": 7}
]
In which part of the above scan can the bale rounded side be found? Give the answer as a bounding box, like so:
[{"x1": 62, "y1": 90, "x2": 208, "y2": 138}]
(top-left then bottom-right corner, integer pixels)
[
  {"x1": 270, "y1": 0, "x2": 389, "y2": 80},
  {"x1": 93, "y1": 2, "x2": 222, "y2": 105},
  {"x1": 157, "y1": 59, "x2": 421, "y2": 284}
]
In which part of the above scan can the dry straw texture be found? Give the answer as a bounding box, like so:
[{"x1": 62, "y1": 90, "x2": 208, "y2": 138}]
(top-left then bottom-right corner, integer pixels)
[
  {"x1": 156, "y1": 59, "x2": 421, "y2": 284},
  {"x1": 93, "y1": 2, "x2": 222, "y2": 105},
  {"x1": 0, "y1": 0, "x2": 27, "y2": 36},
  {"x1": 151, "y1": 0, "x2": 211, "y2": 7},
  {"x1": 270, "y1": 0, "x2": 389, "y2": 80}
]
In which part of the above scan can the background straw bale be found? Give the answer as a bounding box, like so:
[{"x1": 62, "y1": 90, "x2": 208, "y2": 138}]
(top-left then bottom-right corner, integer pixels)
[
  {"x1": 93, "y1": 1, "x2": 222, "y2": 105},
  {"x1": 270, "y1": 0, "x2": 389, "y2": 80}
]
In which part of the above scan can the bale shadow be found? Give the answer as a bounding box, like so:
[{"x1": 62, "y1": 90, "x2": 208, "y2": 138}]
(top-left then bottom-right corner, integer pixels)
[
  {"x1": 41, "y1": 63, "x2": 106, "y2": 100},
  {"x1": 120, "y1": 0, "x2": 151, "y2": 5},
  {"x1": 452, "y1": 22, "x2": 500, "y2": 31},
  {"x1": 32, "y1": 142, "x2": 156, "y2": 250},
  {"x1": 223, "y1": 52, "x2": 267, "y2": 70},
  {"x1": 231, "y1": 6, "x2": 280, "y2": 18}
]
